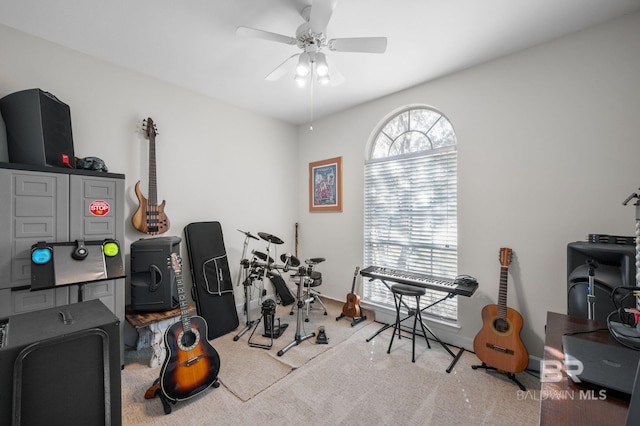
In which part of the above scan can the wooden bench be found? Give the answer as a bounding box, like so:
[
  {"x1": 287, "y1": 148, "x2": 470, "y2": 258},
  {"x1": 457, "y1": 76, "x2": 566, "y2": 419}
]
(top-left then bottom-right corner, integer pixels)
[{"x1": 125, "y1": 304, "x2": 196, "y2": 367}]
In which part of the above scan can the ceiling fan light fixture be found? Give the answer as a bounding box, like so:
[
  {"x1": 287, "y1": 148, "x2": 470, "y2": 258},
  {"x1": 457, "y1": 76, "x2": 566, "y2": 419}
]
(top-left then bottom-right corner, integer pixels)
[
  {"x1": 315, "y1": 52, "x2": 329, "y2": 77},
  {"x1": 239, "y1": 2, "x2": 388, "y2": 90},
  {"x1": 294, "y1": 73, "x2": 309, "y2": 87},
  {"x1": 295, "y1": 52, "x2": 311, "y2": 77},
  {"x1": 317, "y1": 74, "x2": 331, "y2": 85}
]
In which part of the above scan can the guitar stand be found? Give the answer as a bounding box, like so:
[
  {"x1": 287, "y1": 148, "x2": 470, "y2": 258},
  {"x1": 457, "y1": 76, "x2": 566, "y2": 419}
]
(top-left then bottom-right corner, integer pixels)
[
  {"x1": 366, "y1": 287, "x2": 464, "y2": 373},
  {"x1": 144, "y1": 375, "x2": 221, "y2": 415},
  {"x1": 144, "y1": 379, "x2": 175, "y2": 415},
  {"x1": 471, "y1": 362, "x2": 527, "y2": 391},
  {"x1": 336, "y1": 311, "x2": 367, "y2": 327}
]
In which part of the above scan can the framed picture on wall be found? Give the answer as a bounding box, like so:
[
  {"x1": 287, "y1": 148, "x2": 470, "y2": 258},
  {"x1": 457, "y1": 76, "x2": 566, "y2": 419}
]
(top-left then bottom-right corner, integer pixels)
[{"x1": 309, "y1": 156, "x2": 342, "y2": 212}]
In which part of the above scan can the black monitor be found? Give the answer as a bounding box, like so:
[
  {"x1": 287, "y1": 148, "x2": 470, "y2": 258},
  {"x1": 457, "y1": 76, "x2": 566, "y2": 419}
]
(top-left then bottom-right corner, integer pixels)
[{"x1": 567, "y1": 240, "x2": 637, "y2": 321}]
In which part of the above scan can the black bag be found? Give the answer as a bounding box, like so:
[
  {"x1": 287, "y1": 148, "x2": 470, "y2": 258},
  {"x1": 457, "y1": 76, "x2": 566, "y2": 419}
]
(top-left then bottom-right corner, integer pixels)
[{"x1": 184, "y1": 222, "x2": 239, "y2": 339}]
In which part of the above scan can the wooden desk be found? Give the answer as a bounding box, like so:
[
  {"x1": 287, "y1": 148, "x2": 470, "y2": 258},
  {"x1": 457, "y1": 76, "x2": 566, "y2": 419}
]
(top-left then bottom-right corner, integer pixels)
[{"x1": 541, "y1": 311, "x2": 629, "y2": 425}]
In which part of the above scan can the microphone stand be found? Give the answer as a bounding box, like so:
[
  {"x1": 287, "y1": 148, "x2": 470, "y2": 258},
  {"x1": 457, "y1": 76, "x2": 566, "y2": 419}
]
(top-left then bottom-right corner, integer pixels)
[
  {"x1": 586, "y1": 260, "x2": 597, "y2": 320},
  {"x1": 623, "y1": 189, "x2": 640, "y2": 309}
]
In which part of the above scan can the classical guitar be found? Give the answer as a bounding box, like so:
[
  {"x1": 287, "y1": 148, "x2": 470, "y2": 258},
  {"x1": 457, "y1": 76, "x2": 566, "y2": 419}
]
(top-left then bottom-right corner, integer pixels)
[
  {"x1": 132, "y1": 117, "x2": 170, "y2": 235},
  {"x1": 342, "y1": 266, "x2": 362, "y2": 318},
  {"x1": 160, "y1": 253, "x2": 220, "y2": 402},
  {"x1": 473, "y1": 248, "x2": 529, "y2": 373}
]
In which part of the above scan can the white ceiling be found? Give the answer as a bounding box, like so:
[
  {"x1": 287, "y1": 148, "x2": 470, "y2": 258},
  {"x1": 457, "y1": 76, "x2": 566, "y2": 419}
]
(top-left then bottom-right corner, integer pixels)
[{"x1": 1, "y1": 0, "x2": 639, "y2": 125}]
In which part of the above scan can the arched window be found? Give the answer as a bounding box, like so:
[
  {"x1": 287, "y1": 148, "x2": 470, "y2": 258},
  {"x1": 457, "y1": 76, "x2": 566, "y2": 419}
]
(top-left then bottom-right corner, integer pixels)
[{"x1": 363, "y1": 106, "x2": 458, "y2": 320}]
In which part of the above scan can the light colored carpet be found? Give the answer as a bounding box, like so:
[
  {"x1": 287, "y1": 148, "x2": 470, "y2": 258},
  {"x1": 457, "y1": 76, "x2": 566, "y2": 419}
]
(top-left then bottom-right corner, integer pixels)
[{"x1": 121, "y1": 299, "x2": 540, "y2": 425}]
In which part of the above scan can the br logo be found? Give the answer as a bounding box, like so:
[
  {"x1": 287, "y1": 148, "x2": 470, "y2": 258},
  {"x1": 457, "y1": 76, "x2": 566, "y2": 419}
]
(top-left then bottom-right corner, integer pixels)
[{"x1": 540, "y1": 360, "x2": 584, "y2": 383}]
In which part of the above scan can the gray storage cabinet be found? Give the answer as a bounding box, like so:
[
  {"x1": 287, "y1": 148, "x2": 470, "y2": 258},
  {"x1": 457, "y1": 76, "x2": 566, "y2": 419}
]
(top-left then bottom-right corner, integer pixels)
[{"x1": 0, "y1": 162, "x2": 126, "y2": 361}]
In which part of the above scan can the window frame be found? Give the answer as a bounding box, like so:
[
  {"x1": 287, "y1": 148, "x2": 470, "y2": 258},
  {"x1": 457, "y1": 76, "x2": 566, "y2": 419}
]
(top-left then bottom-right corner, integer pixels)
[{"x1": 363, "y1": 105, "x2": 458, "y2": 322}]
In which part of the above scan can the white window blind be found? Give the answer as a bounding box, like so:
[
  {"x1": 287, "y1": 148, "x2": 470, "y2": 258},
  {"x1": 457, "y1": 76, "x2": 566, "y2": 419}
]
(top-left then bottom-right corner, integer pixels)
[{"x1": 363, "y1": 107, "x2": 458, "y2": 321}]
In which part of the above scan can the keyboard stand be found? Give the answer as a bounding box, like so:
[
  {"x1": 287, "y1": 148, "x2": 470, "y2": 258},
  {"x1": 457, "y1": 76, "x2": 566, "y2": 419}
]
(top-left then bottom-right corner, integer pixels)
[{"x1": 365, "y1": 278, "x2": 465, "y2": 373}]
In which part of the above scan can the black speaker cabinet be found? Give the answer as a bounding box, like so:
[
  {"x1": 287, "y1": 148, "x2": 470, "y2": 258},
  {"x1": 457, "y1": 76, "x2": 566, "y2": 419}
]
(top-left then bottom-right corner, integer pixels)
[
  {"x1": 567, "y1": 241, "x2": 636, "y2": 321},
  {"x1": 0, "y1": 89, "x2": 75, "y2": 168},
  {"x1": 130, "y1": 236, "x2": 181, "y2": 312},
  {"x1": 0, "y1": 299, "x2": 121, "y2": 426}
]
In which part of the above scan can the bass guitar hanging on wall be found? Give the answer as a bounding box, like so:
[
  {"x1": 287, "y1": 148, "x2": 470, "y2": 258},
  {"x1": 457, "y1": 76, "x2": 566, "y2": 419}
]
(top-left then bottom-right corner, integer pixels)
[
  {"x1": 473, "y1": 247, "x2": 529, "y2": 373},
  {"x1": 132, "y1": 117, "x2": 170, "y2": 235}
]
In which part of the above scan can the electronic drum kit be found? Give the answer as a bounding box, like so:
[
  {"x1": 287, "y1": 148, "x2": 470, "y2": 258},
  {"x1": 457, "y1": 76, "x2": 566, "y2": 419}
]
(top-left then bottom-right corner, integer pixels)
[{"x1": 233, "y1": 229, "x2": 328, "y2": 354}]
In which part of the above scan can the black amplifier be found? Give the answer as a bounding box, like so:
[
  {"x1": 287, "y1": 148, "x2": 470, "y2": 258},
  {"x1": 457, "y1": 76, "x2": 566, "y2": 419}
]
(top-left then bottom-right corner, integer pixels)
[
  {"x1": 0, "y1": 89, "x2": 75, "y2": 168},
  {"x1": 130, "y1": 236, "x2": 181, "y2": 312},
  {"x1": 0, "y1": 299, "x2": 121, "y2": 426}
]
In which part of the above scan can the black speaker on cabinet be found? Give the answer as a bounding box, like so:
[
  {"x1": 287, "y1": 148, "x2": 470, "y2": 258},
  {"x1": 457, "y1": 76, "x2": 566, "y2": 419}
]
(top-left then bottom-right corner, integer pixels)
[
  {"x1": 130, "y1": 236, "x2": 181, "y2": 312},
  {"x1": 0, "y1": 299, "x2": 121, "y2": 426},
  {"x1": 567, "y1": 240, "x2": 637, "y2": 321},
  {"x1": 0, "y1": 88, "x2": 75, "y2": 168}
]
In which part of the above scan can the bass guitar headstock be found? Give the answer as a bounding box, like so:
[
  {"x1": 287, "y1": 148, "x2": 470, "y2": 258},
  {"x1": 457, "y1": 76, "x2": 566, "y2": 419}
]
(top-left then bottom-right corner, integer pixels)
[
  {"x1": 143, "y1": 117, "x2": 158, "y2": 141},
  {"x1": 499, "y1": 247, "x2": 513, "y2": 268}
]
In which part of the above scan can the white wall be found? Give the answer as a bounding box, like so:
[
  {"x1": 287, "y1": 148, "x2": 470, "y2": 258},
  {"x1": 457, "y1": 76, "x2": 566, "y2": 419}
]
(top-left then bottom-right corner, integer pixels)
[
  {"x1": 296, "y1": 12, "x2": 640, "y2": 358},
  {"x1": 0, "y1": 24, "x2": 298, "y2": 308},
  {"x1": 2, "y1": 11, "x2": 639, "y2": 359}
]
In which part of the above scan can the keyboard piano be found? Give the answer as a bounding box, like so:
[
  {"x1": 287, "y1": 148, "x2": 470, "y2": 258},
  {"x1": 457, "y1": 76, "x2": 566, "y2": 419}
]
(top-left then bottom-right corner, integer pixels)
[{"x1": 360, "y1": 266, "x2": 478, "y2": 297}]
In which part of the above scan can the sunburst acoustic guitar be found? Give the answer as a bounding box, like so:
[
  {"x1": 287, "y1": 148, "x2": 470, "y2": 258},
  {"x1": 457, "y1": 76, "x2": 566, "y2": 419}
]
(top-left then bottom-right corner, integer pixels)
[
  {"x1": 159, "y1": 253, "x2": 221, "y2": 403},
  {"x1": 473, "y1": 247, "x2": 529, "y2": 373},
  {"x1": 132, "y1": 117, "x2": 170, "y2": 235}
]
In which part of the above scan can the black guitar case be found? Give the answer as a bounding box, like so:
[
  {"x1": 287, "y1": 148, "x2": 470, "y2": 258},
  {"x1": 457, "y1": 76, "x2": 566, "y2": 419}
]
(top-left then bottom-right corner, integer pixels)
[{"x1": 184, "y1": 221, "x2": 239, "y2": 340}]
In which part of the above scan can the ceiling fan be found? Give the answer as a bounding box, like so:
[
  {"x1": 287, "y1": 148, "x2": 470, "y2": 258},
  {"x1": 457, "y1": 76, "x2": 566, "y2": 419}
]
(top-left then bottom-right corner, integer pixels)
[{"x1": 236, "y1": 0, "x2": 387, "y2": 86}]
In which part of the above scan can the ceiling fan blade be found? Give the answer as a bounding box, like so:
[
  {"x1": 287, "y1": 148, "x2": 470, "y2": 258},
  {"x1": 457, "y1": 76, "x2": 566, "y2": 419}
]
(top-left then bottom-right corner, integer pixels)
[
  {"x1": 329, "y1": 37, "x2": 388, "y2": 54},
  {"x1": 265, "y1": 54, "x2": 300, "y2": 82},
  {"x1": 309, "y1": 0, "x2": 337, "y2": 34},
  {"x1": 236, "y1": 26, "x2": 297, "y2": 45}
]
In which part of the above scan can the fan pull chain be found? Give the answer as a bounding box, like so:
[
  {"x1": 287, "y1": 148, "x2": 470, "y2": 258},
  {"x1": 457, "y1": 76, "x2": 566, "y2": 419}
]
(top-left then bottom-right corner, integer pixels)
[{"x1": 309, "y1": 77, "x2": 314, "y2": 131}]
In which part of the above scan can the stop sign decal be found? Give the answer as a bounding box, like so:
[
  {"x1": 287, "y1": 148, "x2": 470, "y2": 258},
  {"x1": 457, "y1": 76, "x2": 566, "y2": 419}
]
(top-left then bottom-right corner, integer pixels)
[{"x1": 90, "y1": 200, "x2": 110, "y2": 216}]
